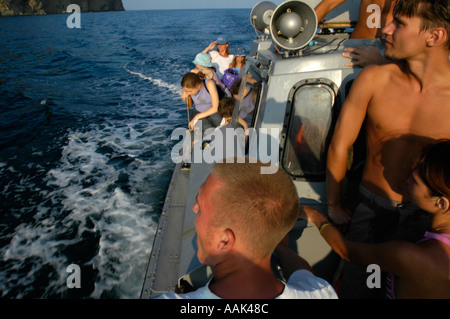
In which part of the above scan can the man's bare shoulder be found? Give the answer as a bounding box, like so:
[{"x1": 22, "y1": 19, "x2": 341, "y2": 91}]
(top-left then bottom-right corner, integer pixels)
[
  {"x1": 344, "y1": 61, "x2": 406, "y2": 105},
  {"x1": 356, "y1": 60, "x2": 404, "y2": 85},
  {"x1": 361, "y1": 60, "x2": 403, "y2": 75}
]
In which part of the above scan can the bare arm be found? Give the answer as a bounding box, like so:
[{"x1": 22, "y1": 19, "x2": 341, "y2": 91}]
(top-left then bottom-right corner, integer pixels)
[
  {"x1": 202, "y1": 41, "x2": 217, "y2": 53},
  {"x1": 326, "y1": 67, "x2": 375, "y2": 223},
  {"x1": 300, "y1": 206, "x2": 424, "y2": 276},
  {"x1": 314, "y1": 0, "x2": 347, "y2": 23},
  {"x1": 237, "y1": 117, "x2": 248, "y2": 133},
  {"x1": 274, "y1": 237, "x2": 313, "y2": 280}
]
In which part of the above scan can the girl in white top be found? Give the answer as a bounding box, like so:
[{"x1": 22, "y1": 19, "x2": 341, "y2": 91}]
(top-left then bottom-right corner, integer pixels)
[{"x1": 202, "y1": 35, "x2": 234, "y2": 80}]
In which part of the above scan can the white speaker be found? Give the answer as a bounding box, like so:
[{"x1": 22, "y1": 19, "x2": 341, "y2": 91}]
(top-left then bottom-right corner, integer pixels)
[
  {"x1": 270, "y1": 0, "x2": 317, "y2": 51},
  {"x1": 250, "y1": 1, "x2": 277, "y2": 35}
]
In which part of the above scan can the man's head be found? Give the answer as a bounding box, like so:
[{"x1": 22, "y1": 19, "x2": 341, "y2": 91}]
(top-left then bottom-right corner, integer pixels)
[
  {"x1": 193, "y1": 159, "x2": 299, "y2": 265},
  {"x1": 383, "y1": 0, "x2": 449, "y2": 59},
  {"x1": 394, "y1": 0, "x2": 449, "y2": 39}
]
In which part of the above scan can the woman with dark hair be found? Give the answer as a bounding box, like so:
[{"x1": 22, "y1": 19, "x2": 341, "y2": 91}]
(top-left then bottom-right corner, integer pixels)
[
  {"x1": 181, "y1": 72, "x2": 222, "y2": 132},
  {"x1": 301, "y1": 139, "x2": 450, "y2": 298}
]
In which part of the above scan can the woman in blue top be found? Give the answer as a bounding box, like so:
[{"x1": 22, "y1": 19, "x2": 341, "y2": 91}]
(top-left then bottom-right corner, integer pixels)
[{"x1": 181, "y1": 72, "x2": 222, "y2": 132}]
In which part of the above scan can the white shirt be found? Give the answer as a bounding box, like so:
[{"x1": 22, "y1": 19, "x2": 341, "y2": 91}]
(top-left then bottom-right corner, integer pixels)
[
  {"x1": 209, "y1": 51, "x2": 234, "y2": 80},
  {"x1": 156, "y1": 269, "x2": 338, "y2": 299}
]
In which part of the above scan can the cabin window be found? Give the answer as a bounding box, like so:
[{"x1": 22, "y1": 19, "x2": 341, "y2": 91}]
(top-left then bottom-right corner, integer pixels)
[{"x1": 281, "y1": 79, "x2": 338, "y2": 180}]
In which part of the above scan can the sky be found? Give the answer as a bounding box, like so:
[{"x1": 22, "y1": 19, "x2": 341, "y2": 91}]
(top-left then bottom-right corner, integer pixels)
[{"x1": 121, "y1": 0, "x2": 286, "y2": 11}]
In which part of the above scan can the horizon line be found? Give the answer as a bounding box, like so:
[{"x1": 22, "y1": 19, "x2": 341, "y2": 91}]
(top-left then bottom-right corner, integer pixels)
[{"x1": 124, "y1": 7, "x2": 253, "y2": 11}]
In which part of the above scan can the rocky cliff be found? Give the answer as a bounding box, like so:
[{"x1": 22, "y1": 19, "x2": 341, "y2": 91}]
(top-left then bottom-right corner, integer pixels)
[{"x1": 0, "y1": 0, "x2": 125, "y2": 16}]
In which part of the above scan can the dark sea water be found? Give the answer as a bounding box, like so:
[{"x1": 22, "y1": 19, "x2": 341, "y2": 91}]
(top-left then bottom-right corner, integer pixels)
[{"x1": 0, "y1": 9, "x2": 254, "y2": 298}]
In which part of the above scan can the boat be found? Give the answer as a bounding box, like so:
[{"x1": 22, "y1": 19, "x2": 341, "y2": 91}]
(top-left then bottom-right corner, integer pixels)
[{"x1": 140, "y1": 0, "x2": 384, "y2": 298}]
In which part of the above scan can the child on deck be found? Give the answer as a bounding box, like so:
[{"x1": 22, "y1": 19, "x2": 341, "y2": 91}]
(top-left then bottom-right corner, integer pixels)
[
  {"x1": 217, "y1": 97, "x2": 248, "y2": 133},
  {"x1": 201, "y1": 98, "x2": 248, "y2": 153}
]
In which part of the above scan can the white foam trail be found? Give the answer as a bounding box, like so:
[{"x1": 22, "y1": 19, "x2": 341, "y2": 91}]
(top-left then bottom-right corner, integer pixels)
[
  {"x1": 1, "y1": 118, "x2": 176, "y2": 298},
  {"x1": 125, "y1": 67, "x2": 182, "y2": 96}
]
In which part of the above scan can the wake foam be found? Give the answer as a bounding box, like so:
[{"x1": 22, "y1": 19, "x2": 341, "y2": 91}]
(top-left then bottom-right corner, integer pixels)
[
  {"x1": 125, "y1": 67, "x2": 182, "y2": 97},
  {"x1": 1, "y1": 119, "x2": 177, "y2": 298}
]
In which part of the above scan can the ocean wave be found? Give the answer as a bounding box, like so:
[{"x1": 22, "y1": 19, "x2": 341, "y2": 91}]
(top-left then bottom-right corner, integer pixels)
[
  {"x1": 0, "y1": 119, "x2": 175, "y2": 298},
  {"x1": 0, "y1": 8, "x2": 253, "y2": 299}
]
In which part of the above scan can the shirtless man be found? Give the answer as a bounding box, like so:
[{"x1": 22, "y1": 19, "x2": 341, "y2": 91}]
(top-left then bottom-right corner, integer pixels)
[{"x1": 326, "y1": 0, "x2": 450, "y2": 297}]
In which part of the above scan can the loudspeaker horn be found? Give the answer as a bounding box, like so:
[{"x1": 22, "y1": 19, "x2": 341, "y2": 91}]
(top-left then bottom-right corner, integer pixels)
[
  {"x1": 270, "y1": 0, "x2": 317, "y2": 51},
  {"x1": 250, "y1": 1, "x2": 277, "y2": 34}
]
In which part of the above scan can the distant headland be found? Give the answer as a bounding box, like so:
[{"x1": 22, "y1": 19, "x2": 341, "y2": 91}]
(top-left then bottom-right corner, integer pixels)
[{"x1": 0, "y1": 0, "x2": 125, "y2": 16}]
